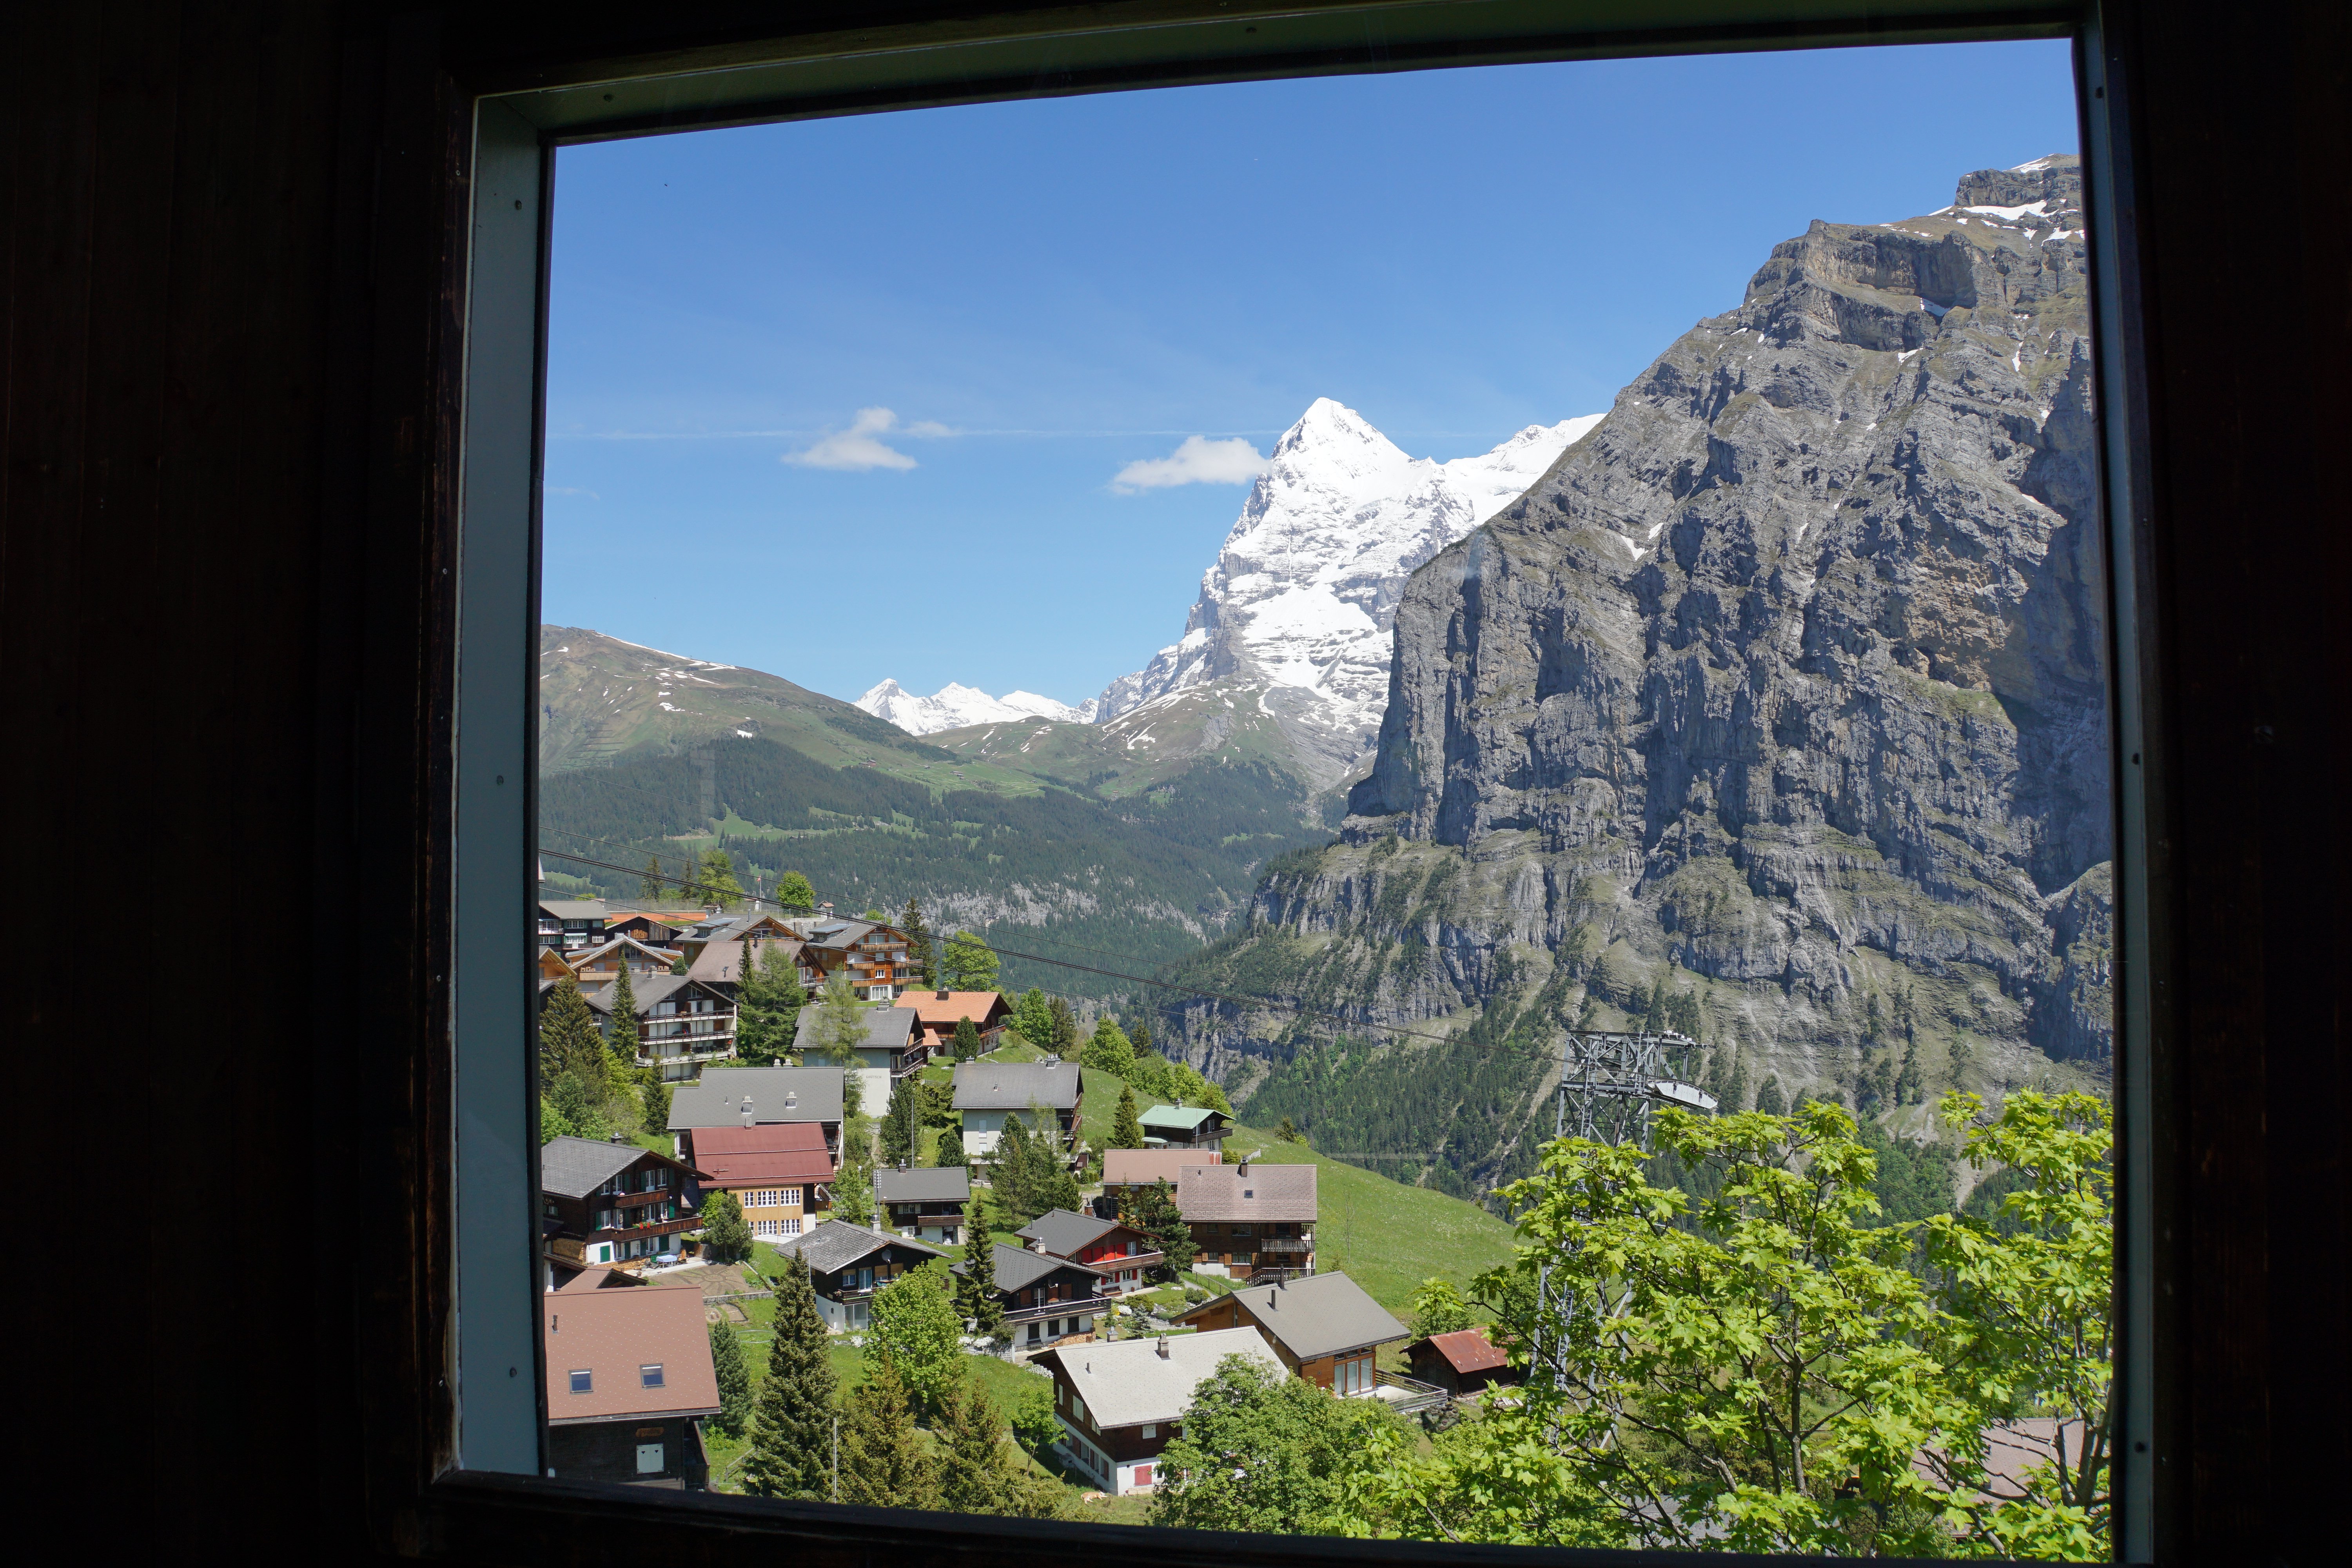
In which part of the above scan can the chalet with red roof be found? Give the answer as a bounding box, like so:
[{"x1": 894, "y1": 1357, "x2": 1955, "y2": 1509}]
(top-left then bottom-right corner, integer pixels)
[
  {"x1": 543, "y1": 1279, "x2": 719, "y2": 1488},
  {"x1": 1405, "y1": 1327, "x2": 1515, "y2": 1395},
  {"x1": 687, "y1": 1121, "x2": 836, "y2": 1239}
]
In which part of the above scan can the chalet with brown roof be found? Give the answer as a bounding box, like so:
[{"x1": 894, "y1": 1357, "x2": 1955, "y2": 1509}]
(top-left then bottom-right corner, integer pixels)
[
  {"x1": 1176, "y1": 1156, "x2": 1316, "y2": 1280},
  {"x1": 538, "y1": 946, "x2": 577, "y2": 983},
  {"x1": 1172, "y1": 1271, "x2": 1408, "y2": 1396},
  {"x1": 569, "y1": 935, "x2": 684, "y2": 987},
  {"x1": 543, "y1": 1279, "x2": 719, "y2": 1488},
  {"x1": 1405, "y1": 1327, "x2": 1516, "y2": 1394},
  {"x1": 687, "y1": 1122, "x2": 835, "y2": 1240},
  {"x1": 890, "y1": 988, "x2": 1011, "y2": 1054}
]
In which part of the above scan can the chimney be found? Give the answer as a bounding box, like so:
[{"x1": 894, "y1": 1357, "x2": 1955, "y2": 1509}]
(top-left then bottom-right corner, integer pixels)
[
  {"x1": 1267, "y1": 1290, "x2": 1277, "y2": 1309},
  {"x1": 608, "y1": 1131, "x2": 624, "y2": 1143},
  {"x1": 1155, "y1": 1335, "x2": 1169, "y2": 1359},
  {"x1": 820, "y1": 902, "x2": 833, "y2": 917},
  {"x1": 1237, "y1": 1156, "x2": 1249, "y2": 1176},
  {"x1": 785, "y1": 1090, "x2": 798, "y2": 1109},
  {"x1": 936, "y1": 988, "x2": 951, "y2": 1000},
  {"x1": 741, "y1": 1096, "x2": 755, "y2": 1128}
]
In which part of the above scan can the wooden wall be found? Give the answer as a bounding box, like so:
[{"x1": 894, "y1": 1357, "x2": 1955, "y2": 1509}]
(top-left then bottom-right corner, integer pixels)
[{"x1": 6, "y1": 1, "x2": 2343, "y2": 1561}]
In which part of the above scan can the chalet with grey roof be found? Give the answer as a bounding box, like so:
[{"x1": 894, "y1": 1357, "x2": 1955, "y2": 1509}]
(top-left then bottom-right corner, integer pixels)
[
  {"x1": 1016, "y1": 1207, "x2": 1161, "y2": 1294},
  {"x1": 1171, "y1": 1271, "x2": 1407, "y2": 1396},
  {"x1": 1033, "y1": 1328, "x2": 1282, "y2": 1496},
  {"x1": 873, "y1": 1165, "x2": 971, "y2": 1245},
  {"x1": 952, "y1": 1243, "x2": 1110, "y2": 1353},
  {"x1": 1176, "y1": 1156, "x2": 1316, "y2": 1279},
  {"x1": 666, "y1": 1066, "x2": 844, "y2": 1167},
  {"x1": 951, "y1": 1058, "x2": 1082, "y2": 1154},
  {"x1": 541, "y1": 1136, "x2": 706, "y2": 1269},
  {"x1": 768, "y1": 1220, "x2": 946, "y2": 1333}
]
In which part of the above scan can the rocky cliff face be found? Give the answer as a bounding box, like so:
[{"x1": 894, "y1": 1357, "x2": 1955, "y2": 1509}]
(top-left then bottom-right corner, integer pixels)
[{"x1": 1172, "y1": 158, "x2": 2114, "y2": 1178}]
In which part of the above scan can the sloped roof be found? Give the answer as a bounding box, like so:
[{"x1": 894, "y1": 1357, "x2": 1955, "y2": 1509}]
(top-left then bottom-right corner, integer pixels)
[
  {"x1": 540, "y1": 900, "x2": 607, "y2": 920},
  {"x1": 803, "y1": 920, "x2": 878, "y2": 952},
  {"x1": 873, "y1": 1167, "x2": 971, "y2": 1204},
  {"x1": 951, "y1": 1059, "x2": 1080, "y2": 1111},
  {"x1": 540, "y1": 1136, "x2": 700, "y2": 1200},
  {"x1": 1176, "y1": 1271, "x2": 1407, "y2": 1362},
  {"x1": 668, "y1": 1066, "x2": 843, "y2": 1129},
  {"x1": 687, "y1": 935, "x2": 802, "y2": 985},
  {"x1": 962, "y1": 1242, "x2": 1102, "y2": 1295},
  {"x1": 690, "y1": 1122, "x2": 828, "y2": 1156},
  {"x1": 1102, "y1": 1148, "x2": 1218, "y2": 1187},
  {"x1": 1037, "y1": 1327, "x2": 1282, "y2": 1430},
  {"x1": 1139, "y1": 1103, "x2": 1221, "y2": 1132},
  {"x1": 769, "y1": 1219, "x2": 945, "y2": 1277},
  {"x1": 1016, "y1": 1208, "x2": 1120, "y2": 1257},
  {"x1": 1176, "y1": 1161, "x2": 1315, "y2": 1221},
  {"x1": 692, "y1": 1143, "x2": 834, "y2": 1186},
  {"x1": 1410, "y1": 1327, "x2": 1510, "y2": 1376},
  {"x1": 543, "y1": 1279, "x2": 720, "y2": 1425},
  {"x1": 791, "y1": 1005, "x2": 916, "y2": 1059},
  {"x1": 891, "y1": 990, "x2": 1010, "y2": 1029}
]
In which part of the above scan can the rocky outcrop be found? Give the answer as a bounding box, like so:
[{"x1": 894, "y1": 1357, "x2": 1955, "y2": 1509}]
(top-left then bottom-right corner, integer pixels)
[{"x1": 1175, "y1": 158, "x2": 2114, "y2": 1150}]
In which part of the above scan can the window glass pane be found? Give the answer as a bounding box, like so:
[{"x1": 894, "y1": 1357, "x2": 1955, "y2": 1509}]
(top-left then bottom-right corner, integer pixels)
[{"x1": 533, "y1": 38, "x2": 2110, "y2": 1553}]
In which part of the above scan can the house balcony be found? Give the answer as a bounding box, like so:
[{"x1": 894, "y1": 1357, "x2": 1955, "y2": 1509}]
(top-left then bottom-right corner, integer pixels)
[
  {"x1": 1004, "y1": 1295, "x2": 1112, "y2": 1325},
  {"x1": 1257, "y1": 1236, "x2": 1313, "y2": 1254}
]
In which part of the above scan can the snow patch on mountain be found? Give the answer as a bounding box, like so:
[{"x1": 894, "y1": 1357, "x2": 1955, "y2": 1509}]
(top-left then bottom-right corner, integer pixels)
[
  {"x1": 857, "y1": 679, "x2": 1098, "y2": 735},
  {"x1": 1093, "y1": 398, "x2": 1604, "y2": 769}
]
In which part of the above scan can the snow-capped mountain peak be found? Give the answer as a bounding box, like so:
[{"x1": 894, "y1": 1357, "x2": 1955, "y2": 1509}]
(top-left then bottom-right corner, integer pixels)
[
  {"x1": 857, "y1": 679, "x2": 1097, "y2": 736},
  {"x1": 1092, "y1": 398, "x2": 1604, "y2": 781}
]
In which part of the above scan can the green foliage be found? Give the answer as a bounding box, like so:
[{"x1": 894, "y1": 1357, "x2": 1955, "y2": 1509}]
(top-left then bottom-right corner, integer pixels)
[
  {"x1": 697, "y1": 846, "x2": 746, "y2": 906},
  {"x1": 866, "y1": 1261, "x2": 964, "y2": 1422},
  {"x1": 829, "y1": 1156, "x2": 874, "y2": 1228},
  {"x1": 701, "y1": 1188, "x2": 752, "y2": 1264},
  {"x1": 953, "y1": 1015, "x2": 981, "y2": 1061},
  {"x1": 1858, "y1": 1118, "x2": 1960, "y2": 1225},
  {"x1": 1406, "y1": 1276, "x2": 1476, "y2": 1338},
  {"x1": 941, "y1": 930, "x2": 1001, "y2": 992},
  {"x1": 1274, "y1": 1116, "x2": 1299, "y2": 1145},
  {"x1": 838, "y1": 1354, "x2": 938, "y2": 1510},
  {"x1": 811, "y1": 970, "x2": 870, "y2": 1067},
  {"x1": 539, "y1": 1094, "x2": 579, "y2": 1144},
  {"x1": 538, "y1": 975, "x2": 606, "y2": 1093},
  {"x1": 1151, "y1": 1353, "x2": 1404, "y2": 1534},
  {"x1": 1755, "y1": 1074, "x2": 1787, "y2": 1116},
  {"x1": 605, "y1": 962, "x2": 641, "y2": 1067},
  {"x1": 1110, "y1": 1083, "x2": 1145, "y2": 1151},
  {"x1": 1004, "y1": 1376, "x2": 1061, "y2": 1457},
  {"x1": 1122, "y1": 1049, "x2": 1234, "y2": 1116},
  {"x1": 775, "y1": 869, "x2": 817, "y2": 911},
  {"x1": 742, "y1": 1257, "x2": 838, "y2": 1501},
  {"x1": 1124, "y1": 1178, "x2": 1194, "y2": 1280},
  {"x1": 955, "y1": 1198, "x2": 1005, "y2": 1339},
  {"x1": 737, "y1": 941, "x2": 806, "y2": 1065},
  {"x1": 1044, "y1": 995, "x2": 1080, "y2": 1054},
  {"x1": 880, "y1": 1076, "x2": 920, "y2": 1167},
  {"x1": 988, "y1": 1107, "x2": 1080, "y2": 1227},
  {"x1": 708, "y1": 1320, "x2": 751, "y2": 1437},
  {"x1": 1010, "y1": 988, "x2": 1054, "y2": 1050},
  {"x1": 1128, "y1": 1016, "x2": 1153, "y2": 1053},
  {"x1": 640, "y1": 1075, "x2": 671, "y2": 1135},
  {"x1": 640, "y1": 855, "x2": 666, "y2": 901},
  {"x1": 933, "y1": 1377, "x2": 1067, "y2": 1518},
  {"x1": 898, "y1": 895, "x2": 936, "y2": 987},
  {"x1": 936, "y1": 1126, "x2": 967, "y2": 1169},
  {"x1": 1080, "y1": 1017, "x2": 1135, "y2": 1076}
]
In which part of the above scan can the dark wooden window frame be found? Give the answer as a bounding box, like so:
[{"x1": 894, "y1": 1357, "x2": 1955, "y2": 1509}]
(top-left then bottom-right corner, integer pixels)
[{"x1": 314, "y1": 1, "x2": 2348, "y2": 1564}]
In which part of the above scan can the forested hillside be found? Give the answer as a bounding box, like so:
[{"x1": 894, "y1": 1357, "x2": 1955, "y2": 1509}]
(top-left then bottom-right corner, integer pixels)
[{"x1": 540, "y1": 733, "x2": 1327, "y2": 996}]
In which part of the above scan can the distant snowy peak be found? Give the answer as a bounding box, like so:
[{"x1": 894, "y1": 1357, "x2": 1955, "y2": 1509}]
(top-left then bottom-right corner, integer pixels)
[
  {"x1": 857, "y1": 678, "x2": 1096, "y2": 735},
  {"x1": 1093, "y1": 398, "x2": 1604, "y2": 773}
]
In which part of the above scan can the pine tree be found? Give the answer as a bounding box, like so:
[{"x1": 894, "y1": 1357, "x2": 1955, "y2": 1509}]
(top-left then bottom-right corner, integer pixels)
[
  {"x1": 1011, "y1": 988, "x2": 1053, "y2": 1049},
  {"x1": 1044, "y1": 995, "x2": 1079, "y2": 1055},
  {"x1": 1129, "y1": 1016, "x2": 1152, "y2": 1054},
  {"x1": 899, "y1": 895, "x2": 936, "y2": 988},
  {"x1": 1725, "y1": 1049, "x2": 1751, "y2": 1113},
  {"x1": 742, "y1": 1257, "x2": 837, "y2": 1501},
  {"x1": 880, "y1": 1075, "x2": 920, "y2": 1167},
  {"x1": 933, "y1": 1378, "x2": 1065, "y2": 1517},
  {"x1": 830, "y1": 1156, "x2": 875, "y2": 1228},
  {"x1": 838, "y1": 1354, "x2": 938, "y2": 1510},
  {"x1": 606, "y1": 962, "x2": 642, "y2": 1071},
  {"x1": 640, "y1": 855, "x2": 666, "y2": 901},
  {"x1": 936, "y1": 1126, "x2": 967, "y2": 1168},
  {"x1": 1896, "y1": 1035, "x2": 1925, "y2": 1105},
  {"x1": 641, "y1": 1074, "x2": 671, "y2": 1136},
  {"x1": 1273, "y1": 1115, "x2": 1299, "y2": 1146},
  {"x1": 953, "y1": 1016, "x2": 981, "y2": 1062},
  {"x1": 538, "y1": 975, "x2": 603, "y2": 1083},
  {"x1": 992, "y1": 1114, "x2": 1033, "y2": 1223},
  {"x1": 1111, "y1": 1084, "x2": 1145, "y2": 1150},
  {"x1": 695, "y1": 846, "x2": 745, "y2": 907},
  {"x1": 1755, "y1": 1075, "x2": 1788, "y2": 1116},
  {"x1": 1130, "y1": 1178, "x2": 1195, "y2": 1280},
  {"x1": 1641, "y1": 981, "x2": 1668, "y2": 1034},
  {"x1": 708, "y1": 1320, "x2": 752, "y2": 1437},
  {"x1": 956, "y1": 1200, "x2": 1004, "y2": 1339}
]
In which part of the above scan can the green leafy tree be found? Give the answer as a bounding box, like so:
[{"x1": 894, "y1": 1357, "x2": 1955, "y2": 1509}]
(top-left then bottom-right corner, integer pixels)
[
  {"x1": 1125, "y1": 1178, "x2": 1194, "y2": 1281},
  {"x1": 775, "y1": 870, "x2": 817, "y2": 911},
  {"x1": 1406, "y1": 1276, "x2": 1476, "y2": 1338},
  {"x1": 539, "y1": 1094, "x2": 579, "y2": 1144},
  {"x1": 696, "y1": 846, "x2": 746, "y2": 906},
  {"x1": 708, "y1": 1320, "x2": 752, "y2": 1437},
  {"x1": 898, "y1": 895, "x2": 936, "y2": 988},
  {"x1": 879, "y1": 1075, "x2": 920, "y2": 1167},
  {"x1": 953, "y1": 1015, "x2": 981, "y2": 1062},
  {"x1": 1171, "y1": 1059, "x2": 1233, "y2": 1116},
  {"x1": 1004, "y1": 1376, "x2": 1062, "y2": 1457},
  {"x1": 940, "y1": 930, "x2": 1000, "y2": 992},
  {"x1": 1274, "y1": 1116, "x2": 1299, "y2": 1145},
  {"x1": 1010, "y1": 988, "x2": 1053, "y2": 1049},
  {"x1": 812, "y1": 970, "x2": 870, "y2": 1066},
  {"x1": 1380, "y1": 1100, "x2": 2018, "y2": 1555},
  {"x1": 1081, "y1": 1017, "x2": 1136, "y2": 1076},
  {"x1": 866, "y1": 1261, "x2": 964, "y2": 1421},
  {"x1": 1151, "y1": 1353, "x2": 1402, "y2": 1534},
  {"x1": 829, "y1": 1156, "x2": 874, "y2": 1228},
  {"x1": 837, "y1": 1354, "x2": 938, "y2": 1510},
  {"x1": 670, "y1": 953, "x2": 689, "y2": 975},
  {"x1": 701, "y1": 1188, "x2": 752, "y2": 1264},
  {"x1": 742, "y1": 1256, "x2": 838, "y2": 1501},
  {"x1": 955, "y1": 1199, "x2": 1004, "y2": 1338},
  {"x1": 1110, "y1": 1083, "x2": 1146, "y2": 1150},
  {"x1": 548, "y1": 1070, "x2": 607, "y2": 1141},
  {"x1": 639, "y1": 855, "x2": 667, "y2": 901},
  {"x1": 737, "y1": 942, "x2": 806, "y2": 1065}
]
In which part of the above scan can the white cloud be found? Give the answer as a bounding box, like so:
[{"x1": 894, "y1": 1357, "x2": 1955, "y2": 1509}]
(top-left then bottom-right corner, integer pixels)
[
  {"x1": 784, "y1": 407, "x2": 922, "y2": 470},
  {"x1": 1111, "y1": 435, "x2": 1269, "y2": 494}
]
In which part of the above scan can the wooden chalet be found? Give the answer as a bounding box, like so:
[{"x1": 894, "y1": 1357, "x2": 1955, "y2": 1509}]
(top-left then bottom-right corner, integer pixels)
[
  {"x1": 1175, "y1": 1156, "x2": 1316, "y2": 1280},
  {"x1": 769, "y1": 1220, "x2": 947, "y2": 1333},
  {"x1": 688, "y1": 1122, "x2": 834, "y2": 1240},
  {"x1": 1405, "y1": 1327, "x2": 1517, "y2": 1395},
  {"x1": 541, "y1": 1136, "x2": 706, "y2": 1268},
  {"x1": 1171, "y1": 1271, "x2": 1408, "y2": 1396},
  {"x1": 1034, "y1": 1327, "x2": 1283, "y2": 1496},
  {"x1": 543, "y1": 1280, "x2": 719, "y2": 1489},
  {"x1": 1016, "y1": 1207, "x2": 1161, "y2": 1294},
  {"x1": 873, "y1": 1165, "x2": 972, "y2": 1245},
  {"x1": 1138, "y1": 1101, "x2": 1232, "y2": 1149},
  {"x1": 957, "y1": 1243, "x2": 1110, "y2": 1353},
  {"x1": 890, "y1": 988, "x2": 1011, "y2": 1055}
]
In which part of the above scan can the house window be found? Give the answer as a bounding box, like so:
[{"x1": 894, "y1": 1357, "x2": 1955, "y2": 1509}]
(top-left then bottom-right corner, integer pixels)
[
  {"x1": 636, "y1": 1443, "x2": 664, "y2": 1474},
  {"x1": 1142, "y1": 1423, "x2": 1156, "y2": 1439},
  {"x1": 568, "y1": 1370, "x2": 592, "y2": 1394},
  {"x1": 782, "y1": 1217, "x2": 802, "y2": 1236},
  {"x1": 781, "y1": 1187, "x2": 802, "y2": 1207},
  {"x1": 640, "y1": 1364, "x2": 664, "y2": 1388}
]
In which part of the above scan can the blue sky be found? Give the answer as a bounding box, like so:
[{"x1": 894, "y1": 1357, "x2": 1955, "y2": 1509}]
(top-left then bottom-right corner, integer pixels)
[{"x1": 543, "y1": 40, "x2": 2078, "y2": 709}]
